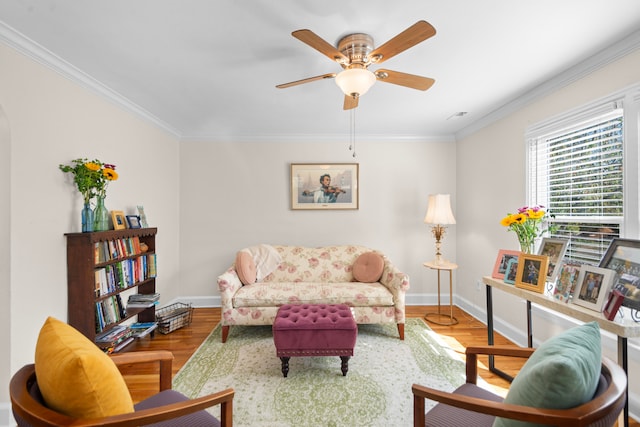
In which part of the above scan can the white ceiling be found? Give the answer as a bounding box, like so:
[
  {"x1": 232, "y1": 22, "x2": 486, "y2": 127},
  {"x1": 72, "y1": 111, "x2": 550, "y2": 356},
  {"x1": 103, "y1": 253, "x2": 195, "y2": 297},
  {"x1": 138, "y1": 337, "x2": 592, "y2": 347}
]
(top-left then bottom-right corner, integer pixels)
[{"x1": 1, "y1": 0, "x2": 640, "y2": 142}]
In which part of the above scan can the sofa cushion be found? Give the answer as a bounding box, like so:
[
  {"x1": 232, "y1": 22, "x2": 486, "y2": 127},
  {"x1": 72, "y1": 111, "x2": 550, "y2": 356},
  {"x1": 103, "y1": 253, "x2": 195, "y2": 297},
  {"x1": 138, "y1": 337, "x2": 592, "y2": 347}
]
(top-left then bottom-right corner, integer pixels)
[
  {"x1": 352, "y1": 252, "x2": 385, "y2": 283},
  {"x1": 233, "y1": 282, "x2": 394, "y2": 307},
  {"x1": 34, "y1": 317, "x2": 134, "y2": 419},
  {"x1": 235, "y1": 251, "x2": 257, "y2": 285},
  {"x1": 493, "y1": 321, "x2": 601, "y2": 427}
]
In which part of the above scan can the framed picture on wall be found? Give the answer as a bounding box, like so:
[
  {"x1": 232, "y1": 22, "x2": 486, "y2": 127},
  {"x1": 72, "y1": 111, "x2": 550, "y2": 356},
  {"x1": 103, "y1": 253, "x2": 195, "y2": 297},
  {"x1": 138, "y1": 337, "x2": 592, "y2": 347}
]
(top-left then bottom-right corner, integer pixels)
[{"x1": 291, "y1": 163, "x2": 359, "y2": 210}]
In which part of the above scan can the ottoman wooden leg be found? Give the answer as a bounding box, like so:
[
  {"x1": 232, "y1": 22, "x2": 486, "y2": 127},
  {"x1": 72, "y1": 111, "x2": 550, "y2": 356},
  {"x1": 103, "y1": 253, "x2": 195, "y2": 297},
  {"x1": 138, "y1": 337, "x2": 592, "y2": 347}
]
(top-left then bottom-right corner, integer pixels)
[
  {"x1": 340, "y1": 356, "x2": 350, "y2": 376},
  {"x1": 280, "y1": 357, "x2": 290, "y2": 377}
]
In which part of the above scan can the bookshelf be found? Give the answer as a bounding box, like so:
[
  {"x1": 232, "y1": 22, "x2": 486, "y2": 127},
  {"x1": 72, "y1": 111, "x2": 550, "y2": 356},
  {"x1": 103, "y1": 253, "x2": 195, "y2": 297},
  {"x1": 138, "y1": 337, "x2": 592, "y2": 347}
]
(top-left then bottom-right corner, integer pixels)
[{"x1": 65, "y1": 228, "x2": 158, "y2": 342}]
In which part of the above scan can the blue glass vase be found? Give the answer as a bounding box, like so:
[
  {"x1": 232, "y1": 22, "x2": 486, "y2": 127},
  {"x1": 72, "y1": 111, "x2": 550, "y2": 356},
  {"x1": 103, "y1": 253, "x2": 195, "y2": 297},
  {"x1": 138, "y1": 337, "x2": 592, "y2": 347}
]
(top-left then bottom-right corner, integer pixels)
[
  {"x1": 81, "y1": 201, "x2": 94, "y2": 233},
  {"x1": 93, "y1": 196, "x2": 110, "y2": 231}
]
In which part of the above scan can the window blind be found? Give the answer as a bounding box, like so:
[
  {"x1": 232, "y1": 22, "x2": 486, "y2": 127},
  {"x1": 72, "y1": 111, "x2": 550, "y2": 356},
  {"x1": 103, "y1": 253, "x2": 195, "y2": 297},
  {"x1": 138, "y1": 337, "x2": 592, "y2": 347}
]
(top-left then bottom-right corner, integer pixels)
[{"x1": 528, "y1": 109, "x2": 624, "y2": 264}]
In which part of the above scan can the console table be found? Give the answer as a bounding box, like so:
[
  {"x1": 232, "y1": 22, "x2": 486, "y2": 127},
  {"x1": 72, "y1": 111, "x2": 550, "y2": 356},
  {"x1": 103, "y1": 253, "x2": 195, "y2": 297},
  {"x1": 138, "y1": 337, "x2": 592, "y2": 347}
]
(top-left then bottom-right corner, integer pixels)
[{"x1": 482, "y1": 275, "x2": 640, "y2": 427}]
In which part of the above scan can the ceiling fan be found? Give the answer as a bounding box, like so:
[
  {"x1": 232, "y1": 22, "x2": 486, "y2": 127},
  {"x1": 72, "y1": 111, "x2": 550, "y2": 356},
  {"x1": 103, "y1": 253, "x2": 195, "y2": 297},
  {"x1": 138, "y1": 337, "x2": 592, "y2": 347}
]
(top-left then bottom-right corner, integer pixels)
[{"x1": 276, "y1": 20, "x2": 436, "y2": 110}]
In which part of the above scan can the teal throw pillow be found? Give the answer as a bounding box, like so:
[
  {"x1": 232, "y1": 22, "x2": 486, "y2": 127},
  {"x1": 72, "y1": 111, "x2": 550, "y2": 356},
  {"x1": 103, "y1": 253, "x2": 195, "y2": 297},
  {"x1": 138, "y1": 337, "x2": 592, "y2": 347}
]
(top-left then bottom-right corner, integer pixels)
[{"x1": 493, "y1": 321, "x2": 601, "y2": 427}]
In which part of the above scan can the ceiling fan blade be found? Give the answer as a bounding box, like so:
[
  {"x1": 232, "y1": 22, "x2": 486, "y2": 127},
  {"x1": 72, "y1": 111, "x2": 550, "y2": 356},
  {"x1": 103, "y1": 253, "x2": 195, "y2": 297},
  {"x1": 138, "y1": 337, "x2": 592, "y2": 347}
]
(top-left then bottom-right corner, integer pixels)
[
  {"x1": 343, "y1": 95, "x2": 359, "y2": 110},
  {"x1": 292, "y1": 29, "x2": 349, "y2": 64},
  {"x1": 374, "y1": 69, "x2": 435, "y2": 91},
  {"x1": 276, "y1": 73, "x2": 337, "y2": 89},
  {"x1": 369, "y1": 21, "x2": 436, "y2": 64}
]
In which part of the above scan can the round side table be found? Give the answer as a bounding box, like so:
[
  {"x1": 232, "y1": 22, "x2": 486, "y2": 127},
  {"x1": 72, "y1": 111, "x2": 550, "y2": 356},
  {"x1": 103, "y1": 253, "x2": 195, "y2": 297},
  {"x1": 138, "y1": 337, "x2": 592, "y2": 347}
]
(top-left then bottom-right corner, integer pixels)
[{"x1": 423, "y1": 261, "x2": 459, "y2": 326}]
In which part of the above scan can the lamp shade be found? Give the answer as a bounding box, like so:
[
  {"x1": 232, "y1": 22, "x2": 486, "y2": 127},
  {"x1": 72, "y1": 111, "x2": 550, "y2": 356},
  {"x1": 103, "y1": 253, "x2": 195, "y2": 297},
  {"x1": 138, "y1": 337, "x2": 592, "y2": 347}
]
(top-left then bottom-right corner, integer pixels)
[
  {"x1": 335, "y1": 68, "x2": 376, "y2": 97},
  {"x1": 424, "y1": 194, "x2": 456, "y2": 225}
]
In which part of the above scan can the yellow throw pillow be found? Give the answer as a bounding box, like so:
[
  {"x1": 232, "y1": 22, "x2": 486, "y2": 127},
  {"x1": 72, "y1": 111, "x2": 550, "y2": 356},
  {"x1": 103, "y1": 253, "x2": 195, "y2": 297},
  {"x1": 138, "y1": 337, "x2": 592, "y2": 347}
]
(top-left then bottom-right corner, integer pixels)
[{"x1": 34, "y1": 317, "x2": 134, "y2": 419}]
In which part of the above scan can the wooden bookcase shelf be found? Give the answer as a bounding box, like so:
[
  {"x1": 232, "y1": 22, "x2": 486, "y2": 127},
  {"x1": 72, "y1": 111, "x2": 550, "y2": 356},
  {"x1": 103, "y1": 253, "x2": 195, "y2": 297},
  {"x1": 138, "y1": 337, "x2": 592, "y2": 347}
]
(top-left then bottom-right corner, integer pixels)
[{"x1": 65, "y1": 228, "x2": 158, "y2": 342}]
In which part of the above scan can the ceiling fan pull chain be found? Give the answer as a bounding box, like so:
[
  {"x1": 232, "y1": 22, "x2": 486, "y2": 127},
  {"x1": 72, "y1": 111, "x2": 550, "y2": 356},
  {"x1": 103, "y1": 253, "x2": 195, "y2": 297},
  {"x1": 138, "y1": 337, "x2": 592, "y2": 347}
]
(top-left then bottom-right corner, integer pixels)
[{"x1": 350, "y1": 108, "x2": 357, "y2": 158}]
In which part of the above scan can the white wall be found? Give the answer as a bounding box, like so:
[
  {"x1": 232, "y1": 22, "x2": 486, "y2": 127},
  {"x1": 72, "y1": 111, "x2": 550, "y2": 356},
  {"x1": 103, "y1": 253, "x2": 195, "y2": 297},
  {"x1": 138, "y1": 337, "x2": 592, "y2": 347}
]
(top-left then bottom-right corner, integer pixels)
[
  {"x1": 178, "y1": 139, "x2": 457, "y2": 303},
  {"x1": 0, "y1": 41, "x2": 181, "y2": 424},
  {"x1": 456, "y1": 48, "x2": 640, "y2": 418}
]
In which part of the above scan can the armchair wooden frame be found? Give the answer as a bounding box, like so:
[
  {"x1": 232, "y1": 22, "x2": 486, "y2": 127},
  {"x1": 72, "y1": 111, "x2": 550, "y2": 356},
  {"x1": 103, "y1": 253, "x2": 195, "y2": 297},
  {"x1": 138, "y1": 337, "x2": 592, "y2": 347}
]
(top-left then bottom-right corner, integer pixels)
[
  {"x1": 10, "y1": 350, "x2": 234, "y2": 427},
  {"x1": 412, "y1": 345, "x2": 627, "y2": 427}
]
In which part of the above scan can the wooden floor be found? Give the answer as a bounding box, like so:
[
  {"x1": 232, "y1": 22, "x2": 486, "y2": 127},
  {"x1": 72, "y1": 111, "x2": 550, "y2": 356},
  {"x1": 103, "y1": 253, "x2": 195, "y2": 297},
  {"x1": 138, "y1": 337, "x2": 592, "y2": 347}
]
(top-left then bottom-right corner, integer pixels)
[{"x1": 120, "y1": 305, "x2": 638, "y2": 426}]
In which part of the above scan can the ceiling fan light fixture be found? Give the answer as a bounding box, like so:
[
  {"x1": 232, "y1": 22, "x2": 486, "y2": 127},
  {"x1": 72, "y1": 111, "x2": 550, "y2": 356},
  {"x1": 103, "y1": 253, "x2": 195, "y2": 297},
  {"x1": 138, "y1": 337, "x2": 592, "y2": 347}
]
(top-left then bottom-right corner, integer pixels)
[{"x1": 335, "y1": 68, "x2": 376, "y2": 97}]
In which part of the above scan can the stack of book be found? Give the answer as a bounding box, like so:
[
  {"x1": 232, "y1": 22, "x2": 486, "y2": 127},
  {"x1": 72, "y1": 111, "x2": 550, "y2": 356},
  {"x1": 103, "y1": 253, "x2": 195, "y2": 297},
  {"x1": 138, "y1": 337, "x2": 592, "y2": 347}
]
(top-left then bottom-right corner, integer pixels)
[
  {"x1": 127, "y1": 293, "x2": 160, "y2": 309},
  {"x1": 95, "y1": 325, "x2": 133, "y2": 354},
  {"x1": 129, "y1": 321, "x2": 158, "y2": 338}
]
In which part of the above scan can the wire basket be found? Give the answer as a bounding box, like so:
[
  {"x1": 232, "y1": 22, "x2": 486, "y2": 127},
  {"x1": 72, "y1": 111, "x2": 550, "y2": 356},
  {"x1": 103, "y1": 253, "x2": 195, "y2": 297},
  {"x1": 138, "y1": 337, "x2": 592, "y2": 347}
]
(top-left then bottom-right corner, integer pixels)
[{"x1": 155, "y1": 303, "x2": 193, "y2": 334}]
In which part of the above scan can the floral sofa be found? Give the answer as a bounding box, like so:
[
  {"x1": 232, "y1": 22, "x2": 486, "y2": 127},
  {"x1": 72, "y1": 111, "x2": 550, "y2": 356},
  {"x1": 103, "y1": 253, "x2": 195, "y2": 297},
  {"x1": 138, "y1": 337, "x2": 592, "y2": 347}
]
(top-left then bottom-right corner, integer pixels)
[{"x1": 216, "y1": 244, "x2": 410, "y2": 343}]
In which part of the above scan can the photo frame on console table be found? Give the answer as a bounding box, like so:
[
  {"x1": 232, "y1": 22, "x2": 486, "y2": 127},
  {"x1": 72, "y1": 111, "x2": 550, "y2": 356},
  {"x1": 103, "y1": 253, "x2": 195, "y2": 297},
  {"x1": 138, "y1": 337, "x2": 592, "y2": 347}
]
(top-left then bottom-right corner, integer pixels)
[
  {"x1": 492, "y1": 249, "x2": 521, "y2": 280},
  {"x1": 603, "y1": 289, "x2": 625, "y2": 321},
  {"x1": 598, "y1": 238, "x2": 640, "y2": 311},
  {"x1": 290, "y1": 163, "x2": 359, "y2": 210},
  {"x1": 572, "y1": 265, "x2": 615, "y2": 312},
  {"x1": 514, "y1": 253, "x2": 549, "y2": 293},
  {"x1": 537, "y1": 237, "x2": 568, "y2": 282}
]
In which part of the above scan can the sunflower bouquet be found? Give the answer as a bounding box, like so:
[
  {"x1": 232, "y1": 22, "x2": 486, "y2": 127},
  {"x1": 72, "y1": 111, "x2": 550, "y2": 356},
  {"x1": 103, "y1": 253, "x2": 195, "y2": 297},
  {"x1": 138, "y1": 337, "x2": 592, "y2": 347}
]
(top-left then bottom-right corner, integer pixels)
[
  {"x1": 59, "y1": 158, "x2": 118, "y2": 202},
  {"x1": 500, "y1": 205, "x2": 552, "y2": 253}
]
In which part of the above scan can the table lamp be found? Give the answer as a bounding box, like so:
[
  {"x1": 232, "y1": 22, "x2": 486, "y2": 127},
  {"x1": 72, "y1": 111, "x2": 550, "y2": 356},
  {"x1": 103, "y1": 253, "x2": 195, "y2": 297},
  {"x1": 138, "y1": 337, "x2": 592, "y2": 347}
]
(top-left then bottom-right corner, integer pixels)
[{"x1": 424, "y1": 194, "x2": 456, "y2": 265}]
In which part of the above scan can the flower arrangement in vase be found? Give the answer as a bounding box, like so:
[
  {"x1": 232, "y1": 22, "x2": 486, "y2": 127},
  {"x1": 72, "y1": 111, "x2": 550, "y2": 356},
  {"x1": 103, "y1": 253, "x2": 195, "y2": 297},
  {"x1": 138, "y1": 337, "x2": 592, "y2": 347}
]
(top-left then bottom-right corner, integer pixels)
[
  {"x1": 59, "y1": 158, "x2": 118, "y2": 232},
  {"x1": 500, "y1": 205, "x2": 554, "y2": 253}
]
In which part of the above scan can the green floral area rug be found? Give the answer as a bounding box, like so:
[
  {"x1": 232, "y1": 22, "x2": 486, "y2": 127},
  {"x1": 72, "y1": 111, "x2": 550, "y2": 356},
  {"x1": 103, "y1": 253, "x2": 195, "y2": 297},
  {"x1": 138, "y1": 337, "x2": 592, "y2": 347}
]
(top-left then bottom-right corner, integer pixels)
[{"x1": 173, "y1": 318, "x2": 469, "y2": 427}]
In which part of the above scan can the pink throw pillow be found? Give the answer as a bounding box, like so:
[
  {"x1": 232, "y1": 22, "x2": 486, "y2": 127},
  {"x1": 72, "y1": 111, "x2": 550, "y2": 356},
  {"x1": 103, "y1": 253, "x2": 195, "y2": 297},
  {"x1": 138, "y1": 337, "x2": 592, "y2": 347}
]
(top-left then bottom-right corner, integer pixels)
[
  {"x1": 352, "y1": 252, "x2": 385, "y2": 283},
  {"x1": 235, "y1": 251, "x2": 257, "y2": 285}
]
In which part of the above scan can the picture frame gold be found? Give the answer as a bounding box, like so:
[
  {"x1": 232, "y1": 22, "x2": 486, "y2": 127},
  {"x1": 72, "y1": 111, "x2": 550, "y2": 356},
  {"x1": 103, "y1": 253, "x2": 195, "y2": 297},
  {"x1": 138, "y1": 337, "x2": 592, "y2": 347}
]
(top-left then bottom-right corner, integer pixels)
[
  {"x1": 514, "y1": 253, "x2": 549, "y2": 293},
  {"x1": 111, "y1": 210, "x2": 126, "y2": 230},
  {"x1": 290, "y1": 163, "x2": 358, "y2": 210}
]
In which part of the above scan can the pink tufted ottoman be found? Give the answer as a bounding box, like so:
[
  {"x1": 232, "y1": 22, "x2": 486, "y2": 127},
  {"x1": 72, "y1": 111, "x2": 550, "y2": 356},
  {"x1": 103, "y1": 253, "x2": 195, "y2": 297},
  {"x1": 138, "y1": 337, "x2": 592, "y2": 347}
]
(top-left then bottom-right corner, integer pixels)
[{"x1": 273, "y1": 304, "x2": 357, "y2": 377}]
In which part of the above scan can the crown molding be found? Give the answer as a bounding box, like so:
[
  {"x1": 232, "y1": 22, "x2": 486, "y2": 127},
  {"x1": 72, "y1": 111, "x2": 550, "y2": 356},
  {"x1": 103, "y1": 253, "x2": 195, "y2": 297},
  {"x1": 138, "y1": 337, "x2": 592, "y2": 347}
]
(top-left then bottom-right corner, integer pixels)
[
  {"x1": 455, "y1": 29, "x2": 640, "y2": 141},
  {"x1": 0, "y1": 21, "x2": 182, "y2": 138}
]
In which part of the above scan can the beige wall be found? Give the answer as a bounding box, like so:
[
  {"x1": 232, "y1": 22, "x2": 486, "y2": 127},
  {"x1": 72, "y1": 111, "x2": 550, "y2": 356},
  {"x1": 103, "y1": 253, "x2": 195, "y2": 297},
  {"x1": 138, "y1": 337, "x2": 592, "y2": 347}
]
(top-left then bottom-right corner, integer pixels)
[
  {"x1": 0, "y1": 42, "x2": 181, "y2": 420},
  {"x1": 456, "y1": 48, "x2": 640, "y2": 416}
]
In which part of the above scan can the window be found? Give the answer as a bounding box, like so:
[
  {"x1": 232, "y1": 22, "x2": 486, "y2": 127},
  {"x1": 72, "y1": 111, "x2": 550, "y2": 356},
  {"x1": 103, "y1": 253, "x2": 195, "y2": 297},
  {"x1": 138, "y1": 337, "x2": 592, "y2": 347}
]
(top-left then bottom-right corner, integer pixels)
[{"x1": 527, "y1": 85, "x2": 640, "y2": 265}]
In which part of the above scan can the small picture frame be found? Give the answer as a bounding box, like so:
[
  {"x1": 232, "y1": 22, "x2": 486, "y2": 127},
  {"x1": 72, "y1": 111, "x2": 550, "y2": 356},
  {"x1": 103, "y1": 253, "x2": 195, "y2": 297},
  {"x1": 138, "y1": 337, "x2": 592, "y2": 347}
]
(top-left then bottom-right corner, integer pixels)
[
  {"x1": 111, "y1": 210, "x2": 126, "y2": 230},
  {"x1": 552, "y1": 263, "x2": 582, "y2": 303},
  {"x1": 503, "y1": 258, "x2": 519, "y2": 285},
  {"x1": 515, "y1": 253, "x2": 549, "y2": 293},
  {"x1": 492, "y1": 249, "x2": 521, "y2": 280},
  {"x1": 602, "y1": 290, "x2": 624, "y2": 321},
  {"x1": 126, "y1": 215, "x2": 141, "y2": 229},
  {"x1": 137, "y1": 205, "x2": 149, "y2": 228},
  {"x1": 572, "y1": 265, "x2": 615, "y2": 312},
  {"x1": 537, "y1": 238, "x2": 568, "y2": 282}
]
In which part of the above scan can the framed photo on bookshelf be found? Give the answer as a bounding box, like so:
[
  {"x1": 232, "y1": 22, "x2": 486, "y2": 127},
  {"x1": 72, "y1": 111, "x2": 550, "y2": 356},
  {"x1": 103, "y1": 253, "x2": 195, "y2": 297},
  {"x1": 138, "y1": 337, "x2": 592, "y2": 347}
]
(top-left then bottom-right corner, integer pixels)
[
  {"x1": 514, "y1": 253, "x2": 548, "y2": 293},
  {"x1": 492, "y1": 249, "x2": 521, "y2": 280},
  {"x1": 111, "y1": 210, "x2": 126, "y2": 230},
  {"x1": 137, "y1": 205, "x2": 149, "y2": 228},
  {"x1": 537, "y1": 238, "x2": 568, "y2": 282},
  {"x1": 572, "y1": 265, "x2": 615, "y2": 312},
  {"x1": 126, "y1": 215, "x2": 142, "y2": 229}
]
